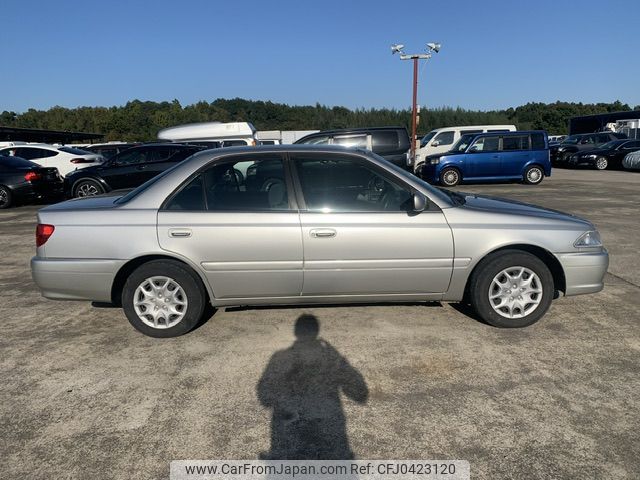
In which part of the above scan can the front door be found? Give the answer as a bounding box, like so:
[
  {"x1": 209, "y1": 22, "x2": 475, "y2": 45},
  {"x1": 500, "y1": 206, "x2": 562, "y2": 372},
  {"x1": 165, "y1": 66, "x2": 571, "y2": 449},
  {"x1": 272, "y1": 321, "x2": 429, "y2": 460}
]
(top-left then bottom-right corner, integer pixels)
[
  {"x1": 466, "y1": 135, "x2": 502, "y2": 178},
  {"x1": 290, "y1": 152, "x2": 453, "y2": 296},
  {"x1": 158, "y1": 153, "x2": 303, "y2": 299}
]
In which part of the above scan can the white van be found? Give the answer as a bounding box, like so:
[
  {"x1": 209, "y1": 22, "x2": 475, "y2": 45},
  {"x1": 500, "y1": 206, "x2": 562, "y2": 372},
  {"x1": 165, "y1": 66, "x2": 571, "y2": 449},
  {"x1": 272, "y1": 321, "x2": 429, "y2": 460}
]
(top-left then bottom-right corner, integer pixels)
[
  {"x1": 157, "y1": 121, "x2": 257, "y2": 147},
  {"x1": 414, "y1": 125, "x2": 516, "y2": 170}
]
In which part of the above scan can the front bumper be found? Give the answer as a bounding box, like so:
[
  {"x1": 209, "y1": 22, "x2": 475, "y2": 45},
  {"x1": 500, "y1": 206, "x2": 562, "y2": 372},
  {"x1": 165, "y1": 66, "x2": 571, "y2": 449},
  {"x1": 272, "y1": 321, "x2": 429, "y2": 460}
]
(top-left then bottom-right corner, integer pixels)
[
  {"x1": 555, "y1": 249, "x2": 609, "y2": 296},
  {"x1": 31, "y1": 257, "x2": 124, "y2": 302}
]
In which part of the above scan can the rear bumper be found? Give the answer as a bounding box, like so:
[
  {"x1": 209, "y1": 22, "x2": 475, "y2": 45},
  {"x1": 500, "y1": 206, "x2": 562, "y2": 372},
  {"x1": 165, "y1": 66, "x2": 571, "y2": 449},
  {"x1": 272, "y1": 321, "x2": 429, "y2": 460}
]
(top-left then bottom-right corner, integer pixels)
[
  {"x1": 555, "y1": 249, "x2": 609, "y2": 296},
  {"x1": 31, "y1": 257, "x2": 124, "y2": 302}
]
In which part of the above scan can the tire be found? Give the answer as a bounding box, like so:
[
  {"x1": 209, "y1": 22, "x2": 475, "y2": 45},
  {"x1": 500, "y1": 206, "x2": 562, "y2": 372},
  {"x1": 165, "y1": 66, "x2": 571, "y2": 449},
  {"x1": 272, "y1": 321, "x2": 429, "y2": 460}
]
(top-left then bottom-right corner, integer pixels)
[
  {"x1": 121, "y1": 260, "x2": 207, "y2": 338},
  {"x1": 0, "y1": 185, "x2": 12, "y2": 209},
  {"x1": 73, "y1": 179, "x2": 104, "y2": 198},
  {"x1": 523, "y1": 165, "x2": 544, "y2": 185},
  {"x1": 440, "y1": 167, "x2": 461, "y2": 187},
  {"x1": 595, "y1": 157, "x2": 608, "y2": 170},
  {"x1": 468, "y1": 250, "x2": 554, "y2": 328}
]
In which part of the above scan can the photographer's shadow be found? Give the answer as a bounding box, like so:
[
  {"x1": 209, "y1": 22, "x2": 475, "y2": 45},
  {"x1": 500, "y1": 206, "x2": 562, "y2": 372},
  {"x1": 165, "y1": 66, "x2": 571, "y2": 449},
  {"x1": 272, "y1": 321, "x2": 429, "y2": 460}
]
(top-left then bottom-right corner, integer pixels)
[{"x1": 257, "y1": 314, "x2": 368, "y2": 460}]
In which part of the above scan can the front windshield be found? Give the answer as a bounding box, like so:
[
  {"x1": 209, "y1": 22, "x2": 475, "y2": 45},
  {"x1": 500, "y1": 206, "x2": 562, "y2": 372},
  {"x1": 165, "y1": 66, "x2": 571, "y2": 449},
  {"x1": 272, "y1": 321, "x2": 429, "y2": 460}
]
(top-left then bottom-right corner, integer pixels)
[
  {"x1": 451, "y1": 133, "x2": 476, "y2": 152},
  {"x1": 561, "y1": 135, "x2": 580, "y2": 145},
  {"x1": 419, "y1": 131, "x2": 437, "y2": 148}
]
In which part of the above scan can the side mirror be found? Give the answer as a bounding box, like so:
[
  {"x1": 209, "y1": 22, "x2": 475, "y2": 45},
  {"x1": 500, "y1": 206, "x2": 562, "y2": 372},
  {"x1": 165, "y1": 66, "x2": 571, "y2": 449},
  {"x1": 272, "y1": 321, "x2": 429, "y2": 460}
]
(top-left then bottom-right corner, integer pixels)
[
  {"x1": 413, "y1": 193, "x2": 427, "y2": 212},
  {"x1": 469, "y1": 145, "x2": 479, "y2": 152},
  {"x1": 432, "y1": 140, "x2": 440, "y2": 147}
]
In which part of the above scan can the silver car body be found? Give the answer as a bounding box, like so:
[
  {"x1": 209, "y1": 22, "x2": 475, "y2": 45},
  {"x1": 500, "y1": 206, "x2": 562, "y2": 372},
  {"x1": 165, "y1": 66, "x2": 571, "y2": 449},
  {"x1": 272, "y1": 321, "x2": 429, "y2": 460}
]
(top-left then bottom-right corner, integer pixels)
[{"x1": 31, "y1": 146, "x2": 608, "y2": 308}]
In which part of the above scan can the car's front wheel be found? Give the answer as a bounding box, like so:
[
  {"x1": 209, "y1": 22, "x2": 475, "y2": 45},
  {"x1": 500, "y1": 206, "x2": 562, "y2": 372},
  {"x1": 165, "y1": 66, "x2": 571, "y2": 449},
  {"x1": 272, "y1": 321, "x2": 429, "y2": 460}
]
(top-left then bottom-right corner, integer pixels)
[
  {"x1": 440, "y1": 167, "x2": 461, "y2": 187},
  {"x1": 468, "y1": 250, "x2": 554, "y2": 328},
  {"x1": 122, "y1": 260, "x2": 207, "y2": 337},
  {"x1": 73, "y1": 179, "x2": 104, "y2": 198}
]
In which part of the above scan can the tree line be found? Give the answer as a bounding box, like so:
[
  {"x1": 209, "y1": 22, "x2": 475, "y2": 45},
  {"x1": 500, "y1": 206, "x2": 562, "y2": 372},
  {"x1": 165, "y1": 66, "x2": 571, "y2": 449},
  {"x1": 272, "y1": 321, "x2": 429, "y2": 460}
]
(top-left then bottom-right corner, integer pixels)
[{"x1": 1, "y1": 99, "x2": 638, "y2": 142}]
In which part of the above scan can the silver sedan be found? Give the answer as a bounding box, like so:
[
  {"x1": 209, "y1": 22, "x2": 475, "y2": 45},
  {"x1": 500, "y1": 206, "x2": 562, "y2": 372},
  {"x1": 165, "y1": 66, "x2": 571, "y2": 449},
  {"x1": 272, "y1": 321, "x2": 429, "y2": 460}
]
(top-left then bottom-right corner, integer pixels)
[{"x1": 31, "y1": 146, "x2": 608, "y2": 337}]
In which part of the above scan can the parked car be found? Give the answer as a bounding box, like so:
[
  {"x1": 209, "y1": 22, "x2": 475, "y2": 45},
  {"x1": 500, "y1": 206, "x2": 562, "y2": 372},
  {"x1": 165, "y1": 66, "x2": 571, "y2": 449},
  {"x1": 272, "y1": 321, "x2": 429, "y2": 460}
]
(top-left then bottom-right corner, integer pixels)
[
  {"x1": 622, "y1": 150, "x2": 640, "y2": 170},
  {"x1": 415, "y1": 125, "x2": 516, "y2": 170},
  {"x1": 550, "y1": 132, "x2": 627, "y2": 166},
  {"x1": 64, "y1": 143, "x2": 204, "y2": 198},
  {"x1": 0, "y1": 144, "x2": 104, "y2": 177},
  {"x1": 0, "y1": 155, "x2": 63, "y2": 208},
  {"x1": 83, "y1": 142, "x2": 138, "y2": 159},
  {"x1": 567, "y1": 139, "x2": 640, "y2": 170},
  {"x1": 31, "y1": 145, "x2": 607, "y2": 338},
  {"x1": 417, "y1": 131, "x2": 550, "y2": 187},
  {"x1": 294, "y1": 127, "x2": 410, "y2": 169}
]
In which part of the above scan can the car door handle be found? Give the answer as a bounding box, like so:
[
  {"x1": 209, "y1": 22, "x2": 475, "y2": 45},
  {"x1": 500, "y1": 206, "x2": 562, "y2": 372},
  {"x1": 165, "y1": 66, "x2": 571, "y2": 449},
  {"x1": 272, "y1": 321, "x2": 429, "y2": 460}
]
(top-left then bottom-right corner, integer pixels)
[
  {"x1": 310, "y1": 228, "x2": 336, "y2": 238},
  {"x1": 136, "y1": 165, "x2": 147, "y2": 170},
  {"x1": 169, "y1": 229, "x2": 192, "y2": 238}
]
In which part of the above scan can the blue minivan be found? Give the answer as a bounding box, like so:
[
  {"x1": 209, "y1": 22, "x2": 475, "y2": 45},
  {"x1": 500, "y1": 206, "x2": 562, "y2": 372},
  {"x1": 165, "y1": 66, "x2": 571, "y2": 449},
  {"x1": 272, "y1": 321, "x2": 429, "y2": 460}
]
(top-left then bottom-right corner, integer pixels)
[{"x1": 417, "y1": 130, "x2": 551, "y2": 186}]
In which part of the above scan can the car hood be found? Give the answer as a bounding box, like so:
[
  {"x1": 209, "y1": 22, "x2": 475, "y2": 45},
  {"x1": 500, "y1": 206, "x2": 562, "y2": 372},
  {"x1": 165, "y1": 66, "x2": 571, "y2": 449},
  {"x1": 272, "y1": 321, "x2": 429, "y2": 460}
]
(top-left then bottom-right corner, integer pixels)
[
  {"x1": 456, "y1": 192, "x2": 593, "y2": 228},
  {"x1": 40, "y1": 194, "x2": 123, "y2": 211}
]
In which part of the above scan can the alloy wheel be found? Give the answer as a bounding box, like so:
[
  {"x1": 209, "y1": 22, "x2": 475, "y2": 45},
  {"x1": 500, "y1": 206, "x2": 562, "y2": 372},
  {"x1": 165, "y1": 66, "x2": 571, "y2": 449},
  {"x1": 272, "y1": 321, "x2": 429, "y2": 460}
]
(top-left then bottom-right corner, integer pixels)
[
  {"x1": 596, "y1": 157, "x2": 608, "y2": 170},
  {"x1": 76, "y1": 182, "x2": 100, "y2": 197},
  {"x1": 526, "y1": 167, "x2": 542, "y2": 184}
]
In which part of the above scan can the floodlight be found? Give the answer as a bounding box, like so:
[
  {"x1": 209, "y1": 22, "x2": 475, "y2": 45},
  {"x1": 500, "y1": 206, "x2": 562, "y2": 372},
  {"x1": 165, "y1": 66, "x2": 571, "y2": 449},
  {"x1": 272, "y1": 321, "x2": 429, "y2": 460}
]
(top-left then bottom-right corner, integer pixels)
[
  {"x1": 391, "y1": 44, "x2": 404, "y2": 54},
  {"x1": 426, "y1": 42, "x2": 441, "y2": 53}
]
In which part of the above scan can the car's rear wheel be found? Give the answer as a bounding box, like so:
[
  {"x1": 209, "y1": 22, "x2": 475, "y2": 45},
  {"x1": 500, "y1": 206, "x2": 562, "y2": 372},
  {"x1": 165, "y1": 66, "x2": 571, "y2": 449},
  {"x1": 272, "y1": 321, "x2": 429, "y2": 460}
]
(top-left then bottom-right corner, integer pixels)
[
  {"x1": 468, "y1": 250, "x2": 554, "y2": 328},
  {"x1": 523, "y1": 165, "x2": 544, "y2": 185},
  {"x1": 122, "y1": 260, "x2": 206, "y2": 338},
  {"x1": 73, "y1": 179, "x2": 104, "y2": 198},
  {"x1": 595, "y1": 157, "x2": 608, "y2": 170},
  {"x1": 440, "y1": 167, "x2": 461, "y2": 187},
  {"x1": 0, "y1": 186, "x2": 12, "y2": 209}
]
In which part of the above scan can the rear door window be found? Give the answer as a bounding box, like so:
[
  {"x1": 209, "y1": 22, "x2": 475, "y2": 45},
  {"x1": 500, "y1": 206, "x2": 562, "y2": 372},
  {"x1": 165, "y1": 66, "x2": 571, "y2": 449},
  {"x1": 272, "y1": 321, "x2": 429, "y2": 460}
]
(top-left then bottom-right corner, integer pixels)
[
  {"x1": 14, "y1": 147, "x2": 58, "y2": 160},
  {"x1": 333, "y1": 134, "x2": 368, "y2": 149},
  {"x1": 530, "y1": 133, "x2": 546, "y2": 150},
  {"x1": 501, "y1": 135, "x2": 529, "y2": 151},
  {"x1": 371, "y1": 130, "x2": 399, "y2": 154}
]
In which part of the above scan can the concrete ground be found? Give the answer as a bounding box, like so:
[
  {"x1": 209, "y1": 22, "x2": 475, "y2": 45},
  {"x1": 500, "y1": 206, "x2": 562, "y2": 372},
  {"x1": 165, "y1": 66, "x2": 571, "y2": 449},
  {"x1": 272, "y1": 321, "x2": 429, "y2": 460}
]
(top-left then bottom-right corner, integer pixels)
[{"x1": 1, "y1": 168, "x2": 639, "y2": 479}]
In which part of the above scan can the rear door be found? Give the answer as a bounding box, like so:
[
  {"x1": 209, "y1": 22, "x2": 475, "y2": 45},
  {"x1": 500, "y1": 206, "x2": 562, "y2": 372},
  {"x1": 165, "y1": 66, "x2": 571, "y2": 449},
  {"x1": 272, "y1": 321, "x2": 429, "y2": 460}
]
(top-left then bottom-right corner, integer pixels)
[
  {"x1": 290, "y1": 152, "x2": 453, "y2": 296},
  {"x1": 466, "y1": 135, "x2": 501, "y2": 178},
  {"x1": 101, "y1": 147, "x2": 153, "y2": 189},
  {"x1": 158, "y1": 153, "x2": 303, "y2": 299},
  {"x1": 500, "y1": 134, "x2": 531, "y2": 177}
]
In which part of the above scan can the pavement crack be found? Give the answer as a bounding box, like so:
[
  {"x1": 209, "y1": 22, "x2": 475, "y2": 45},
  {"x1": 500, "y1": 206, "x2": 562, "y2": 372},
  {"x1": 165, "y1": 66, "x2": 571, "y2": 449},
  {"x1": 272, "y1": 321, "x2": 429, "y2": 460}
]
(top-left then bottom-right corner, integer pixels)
[{"x1": 606, "y1": 271, "x2": 640, "y2": 289}]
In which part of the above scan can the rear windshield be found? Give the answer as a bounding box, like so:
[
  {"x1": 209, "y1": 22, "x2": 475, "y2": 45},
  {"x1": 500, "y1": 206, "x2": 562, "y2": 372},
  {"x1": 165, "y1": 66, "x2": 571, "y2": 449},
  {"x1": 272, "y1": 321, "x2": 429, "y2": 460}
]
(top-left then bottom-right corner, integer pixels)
[
  {"x1": 0, "y1": 155, "x2": 38, "y2": 168},
  {"x1": 59, "y1": 146, "x2": 92, "y2": 155}
]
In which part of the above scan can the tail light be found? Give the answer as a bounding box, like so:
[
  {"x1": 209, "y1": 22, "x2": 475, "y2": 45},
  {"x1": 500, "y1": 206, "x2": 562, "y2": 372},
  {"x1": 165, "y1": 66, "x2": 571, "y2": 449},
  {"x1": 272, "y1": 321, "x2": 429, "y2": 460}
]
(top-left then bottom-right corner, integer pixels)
[
  {"x1": 24, "y1": 171, "x2": 42, "y2": 182},
  {"x1": 36, "y1": 224, "x2": 55, "y2": 247},
  {"x1": 70, "y1": 158, "x2": 95, "y2": 164}
]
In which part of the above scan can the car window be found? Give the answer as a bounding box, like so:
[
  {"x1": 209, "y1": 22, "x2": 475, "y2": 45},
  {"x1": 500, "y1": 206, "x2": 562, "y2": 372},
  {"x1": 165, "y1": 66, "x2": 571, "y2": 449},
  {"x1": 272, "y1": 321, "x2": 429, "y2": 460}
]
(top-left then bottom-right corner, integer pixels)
[
  {"x1": 298, "y1": 135, "x2": 331, "y2": 145},
  {"x1": 114, "y1": 148, "x2": 147, "y2": 165},
  {"x1": 502, "y1": 135, "x2": 529, "y2": 151},
  {"x1": 596, "y1": 134, "x2": 611, "y2": 144},
  {"x1": 333, "y1": 134, "x2": 368, "y2": 149},
  {"x1": 371, "y1": 130, "x2": 399, "y2": 154},
  {"x1": 292, "y1": 153, "x2": 412, "y2": 213},
  {"x1": 221, "y1": 140, "x2": 249, "y2": 147},
  {"x1": 580, "y1": 136, "x2": 595, "y2": 145},
  {"x1": 623, "y1": 141, "x2": 640, "y2": 150},
  {"x1": 469, "y1": 136, "x2": 500, "y2": 152},
  {"x1": 147, "y1": 147, "x2": 182, "y2": 163},
  {"x1": 531, "y1": 133, "x2": 546, "y2": 150},
  {"x1": 460, "y1": 129, "x2": 483, "y2": 136},
  {"x1": 59, "y1": 146, "x2": 91, "y2": 155},
  {"x1": 165, "y1": 175, "x2": 206, "y2": 211},
  {"x1": 0, "y1": 155, "x2": 38, "y2": 169},
  {"x1": 13, "y1": 147, "x2": 58, "y2": 160},
  {"x1": 433, "y1": 131, "x2": 454, "y2": 146}
]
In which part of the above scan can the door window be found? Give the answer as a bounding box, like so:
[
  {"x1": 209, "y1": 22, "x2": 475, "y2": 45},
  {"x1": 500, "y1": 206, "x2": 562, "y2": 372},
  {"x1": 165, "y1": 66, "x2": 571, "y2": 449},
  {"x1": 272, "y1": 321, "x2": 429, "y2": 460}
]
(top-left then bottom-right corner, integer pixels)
[
  {"x1": 297, "y1": 135, "x2": 330, "y2": 145},
  {"x1": 433, "y1": 131, "x2": 454, "y2": 146},
  {"x1": 333, "y1": 134, "x2": 368, "y2": 149},
  {"x1": 531, "y1": 133, "x2": 546, "y2": 150},
  {"x1": 13, "y1": 147, "x2": 58, "y2": 160},
  {"x1": 596, "y1": 134, "x2": 611, "y2": 144},
  {"x1": 501, "y1": 135, "x2": 529, "y2": 151},
  {"x1": 469, "y1": 136, "x2": 500, "y2": 152},
  {"x1": 371, "y1": 130, "x2": 399, "y2": 154},
  {"x1": 292, "y1": 154, "x2": 412, "y2": 213},
  {"x1": 115, "y1": 148, "x2": 147, "y2": 165},
  {"x1": 165, "y1": 155, "x2": 291, "y2": 212}
]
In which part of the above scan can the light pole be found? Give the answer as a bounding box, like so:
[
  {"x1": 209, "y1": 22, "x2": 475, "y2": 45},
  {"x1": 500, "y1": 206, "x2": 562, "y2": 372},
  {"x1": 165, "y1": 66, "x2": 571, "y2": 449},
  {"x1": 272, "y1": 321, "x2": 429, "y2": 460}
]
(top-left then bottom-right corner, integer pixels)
[{"x1": 391, "y1": 42, "x2": 441, "y2": 167}]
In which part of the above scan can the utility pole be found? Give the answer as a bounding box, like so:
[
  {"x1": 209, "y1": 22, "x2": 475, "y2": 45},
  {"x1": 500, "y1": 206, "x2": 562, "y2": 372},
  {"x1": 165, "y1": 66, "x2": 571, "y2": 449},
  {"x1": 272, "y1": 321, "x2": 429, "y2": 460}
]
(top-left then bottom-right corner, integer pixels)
[{"x1": 391, "y1": 43, "x2": 441, "y2": 168}]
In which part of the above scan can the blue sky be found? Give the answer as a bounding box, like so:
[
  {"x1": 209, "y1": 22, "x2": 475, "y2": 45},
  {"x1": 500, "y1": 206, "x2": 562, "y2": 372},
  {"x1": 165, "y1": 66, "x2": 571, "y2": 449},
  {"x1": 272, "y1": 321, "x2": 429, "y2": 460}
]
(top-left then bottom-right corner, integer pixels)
[{"x1": 1, "y1": 0, "x2": 638, "y2": 113}]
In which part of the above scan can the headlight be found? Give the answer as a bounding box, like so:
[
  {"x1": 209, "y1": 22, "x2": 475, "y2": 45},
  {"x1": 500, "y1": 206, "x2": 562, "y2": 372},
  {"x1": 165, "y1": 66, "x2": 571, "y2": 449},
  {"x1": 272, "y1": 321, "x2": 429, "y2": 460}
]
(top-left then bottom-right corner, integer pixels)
[
  {"x1": 574, "y1": 231, "x2": 602, "y2": 248},
  {"x1": 430, "y1": 157, "x2": 440, "y2": 165}
]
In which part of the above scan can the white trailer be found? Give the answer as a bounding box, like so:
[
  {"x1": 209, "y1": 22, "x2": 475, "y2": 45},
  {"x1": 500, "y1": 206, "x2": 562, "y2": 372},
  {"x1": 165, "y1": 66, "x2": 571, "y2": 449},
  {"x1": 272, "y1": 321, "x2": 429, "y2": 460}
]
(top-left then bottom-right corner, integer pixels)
[{"x1": 158, "y1": 122, "x2": 257, "y2": 146}]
